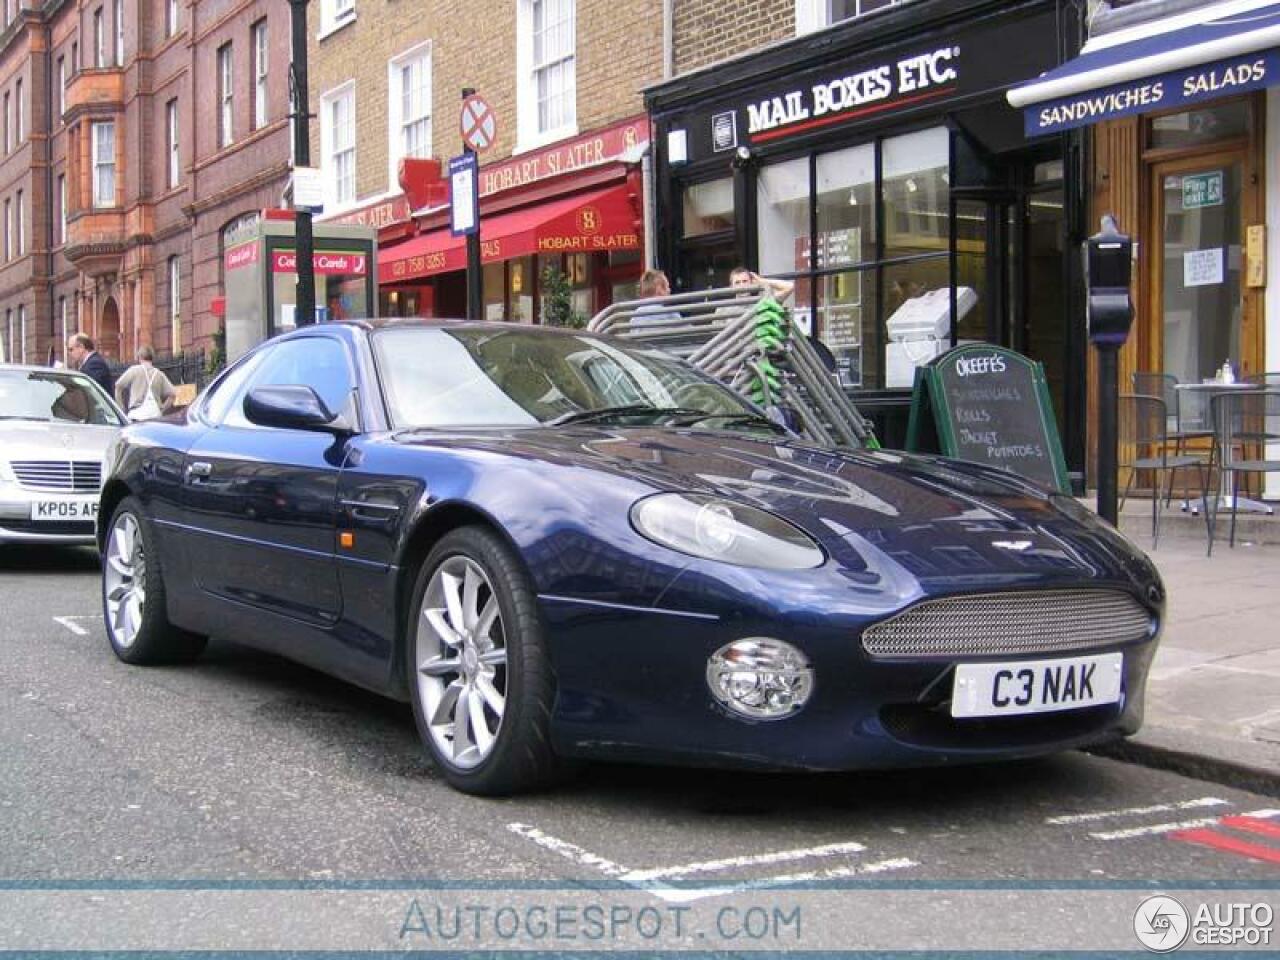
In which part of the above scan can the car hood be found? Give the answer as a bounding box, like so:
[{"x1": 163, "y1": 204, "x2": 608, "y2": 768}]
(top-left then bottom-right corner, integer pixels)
[
  {"x1": 396, "y1": 426, "x2": 1154, "y2": 590},
  {"x1": 0, "y1": 421, "x2": 118, "y2": 463}
]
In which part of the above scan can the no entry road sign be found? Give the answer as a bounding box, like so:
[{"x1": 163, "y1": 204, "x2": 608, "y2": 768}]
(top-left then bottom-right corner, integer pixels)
[{"x1": 460, "y1": 95, "x2": 497, "y2": 153}]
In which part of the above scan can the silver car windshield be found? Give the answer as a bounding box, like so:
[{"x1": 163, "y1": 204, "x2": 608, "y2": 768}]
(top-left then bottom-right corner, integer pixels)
[
  {"x1": 371, "y1": 326, "x2": 757, "y2": 429},
  {"x1": 0, "y1": 369, "x2": 124, "y2": 426}
]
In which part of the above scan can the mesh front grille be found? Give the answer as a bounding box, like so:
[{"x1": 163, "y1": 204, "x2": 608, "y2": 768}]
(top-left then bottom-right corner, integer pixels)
[
  {"x1": 11, "y1": 460, "x2": 102, "y2": 493},
  {"x1": 862, "y1": 590, "x2": 1153, "y2": 658}
]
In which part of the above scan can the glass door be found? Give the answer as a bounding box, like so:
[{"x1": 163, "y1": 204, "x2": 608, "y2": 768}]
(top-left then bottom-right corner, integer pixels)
[{"x1": 1152, "y1": 155, "x2": 1244, "y2": 385}]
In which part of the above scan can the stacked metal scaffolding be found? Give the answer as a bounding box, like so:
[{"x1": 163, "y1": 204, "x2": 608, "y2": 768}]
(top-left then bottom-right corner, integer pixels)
[{"x1": 588, "y1": 284, "x2": 877, "y2": 448}]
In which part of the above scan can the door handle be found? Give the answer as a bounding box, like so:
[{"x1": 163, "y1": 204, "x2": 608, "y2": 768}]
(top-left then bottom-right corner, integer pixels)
[{"x1": 186, "y1": 461, "x2": 212, "y2": 481}]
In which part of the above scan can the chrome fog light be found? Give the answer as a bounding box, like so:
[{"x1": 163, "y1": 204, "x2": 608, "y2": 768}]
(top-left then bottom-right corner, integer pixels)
[{"x1": 706, "y1": 638, "x2": 813, "y2": 720}]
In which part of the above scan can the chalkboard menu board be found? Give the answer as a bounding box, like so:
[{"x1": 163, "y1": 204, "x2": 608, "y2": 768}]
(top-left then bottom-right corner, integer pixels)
[{"x1": 905, "y1": 344, "x2": 1069, "y2": 494}]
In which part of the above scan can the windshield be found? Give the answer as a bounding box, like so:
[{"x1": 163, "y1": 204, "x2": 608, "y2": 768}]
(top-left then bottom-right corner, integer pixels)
[
  {"x1": 0, "y1": 369, "x2": 124, "y2": 426},
  {"x1": 372, "y1": 326, "x2": 757, "y2": 429}
]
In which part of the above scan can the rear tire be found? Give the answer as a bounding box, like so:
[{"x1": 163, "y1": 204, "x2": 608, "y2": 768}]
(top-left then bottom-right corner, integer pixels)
[
  {"x1": 102, "y1": 496, "x2": 207, "y2": 665},
  {"x1": 405, "y1": 526, "x2": 563, "y2": 795}
]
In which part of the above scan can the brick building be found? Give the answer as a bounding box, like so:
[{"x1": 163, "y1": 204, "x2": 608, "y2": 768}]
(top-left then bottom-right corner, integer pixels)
[
  {"x1": 307, "y1": 0, "x2": 664, "y2": 321},
  {"x1": 0, "y1": 0, "x2": 289, "y2": 368}
]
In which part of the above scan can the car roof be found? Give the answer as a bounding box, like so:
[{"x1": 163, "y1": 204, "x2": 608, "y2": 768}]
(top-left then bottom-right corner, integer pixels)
[
  {"x1": 279, "y1": 319, "x2": 600, "y2": 341},
  {"x1": 1, "y1": 364, "x2": 99, "y2": 378}
]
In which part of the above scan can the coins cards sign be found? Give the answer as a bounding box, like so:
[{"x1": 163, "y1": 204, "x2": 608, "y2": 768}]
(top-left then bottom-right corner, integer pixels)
[
  {"x1": 905, "y1": 344, "x2": 1069, "y2": 494},
  {"x1": 460, "y1": 95, "x2": 497, "y2": 153},
  {"x1": 1182, "y1": 171, "x2": 1224, "y2": 209}
]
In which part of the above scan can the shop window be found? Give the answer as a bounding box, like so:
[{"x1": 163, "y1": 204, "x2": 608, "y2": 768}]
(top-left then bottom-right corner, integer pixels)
[
  {"x1": 883, "y1": 127, "x2": 949, "y2": 259},
  {"x1": 483, "y1": 261, "x2": 505, "y2": 320},
  {"x1": 817, "y1": 269, "x2": 873, "y2": 389},
  {"x1": 756, "y1": 156, "x2": 810, "y2": 275},
  {"x1": 1148, "y1": 101, "x2": 1251, "y2": 150},
  {"x1": 953, "y1": 198, "x2": 989, "y2": 345},
  {"x1": 508, "y1": 257, "x2": 534, "y2": 323},
  {"x1": 681, "y1": 178, "x2": 734, "y2": 237},
  {"x1": 816, "y1": 142, "x2": 875, "y2": 269}
]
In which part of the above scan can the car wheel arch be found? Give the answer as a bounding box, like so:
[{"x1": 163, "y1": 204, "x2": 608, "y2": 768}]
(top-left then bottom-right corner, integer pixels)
[
  {"x1": 391, "y1": 500, "x2": 538, "y2": 696},
  {"x1": 97, "y1": 478, "x2": 134, "y2": 551}
]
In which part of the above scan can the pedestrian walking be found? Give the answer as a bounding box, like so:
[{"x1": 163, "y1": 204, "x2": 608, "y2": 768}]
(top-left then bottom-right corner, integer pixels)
[
  {"x1": 115, "y1": 345, "x2": 176, "y2": 421},
  {"x1": 631, "y1": 269, "x2": 682, "y2": 327},
  {"x1": 66, "y1": 333, "x2": 115, "y2": 396}
]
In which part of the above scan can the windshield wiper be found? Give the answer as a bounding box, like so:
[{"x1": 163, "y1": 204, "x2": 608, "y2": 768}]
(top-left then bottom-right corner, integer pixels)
[
  {"x1": 671, "y1": 412, "x2": 790, "y2": 433},
  {"x1": 547, "y1": 404, "x2": 709, "y2": 426}
]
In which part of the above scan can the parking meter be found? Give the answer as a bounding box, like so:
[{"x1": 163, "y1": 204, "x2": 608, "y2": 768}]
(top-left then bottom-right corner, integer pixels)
[
  {"x1": 1085, "y1": 217, "x2": 1133, "y2": 346},
  {"x1": 1084, "y1": 215, "x2": 1132, "y2": 525}
]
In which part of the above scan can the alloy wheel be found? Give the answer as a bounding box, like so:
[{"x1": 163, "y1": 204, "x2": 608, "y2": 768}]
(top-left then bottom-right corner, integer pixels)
[
  {"x1": 104, "y1": 513, "x2": 146, "y2": 649},
  {"x1": 416, "y1": 555, "x2": 509, "y2": 769}
]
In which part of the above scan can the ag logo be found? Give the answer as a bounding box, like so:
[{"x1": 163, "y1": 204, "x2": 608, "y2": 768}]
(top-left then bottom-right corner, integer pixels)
[
  {"x1": 1134, "y1": 895, "x2": 1190, "y2": 952},
  {"x1": 577, "y1": 206, "x2": 601, "y2": 235}
]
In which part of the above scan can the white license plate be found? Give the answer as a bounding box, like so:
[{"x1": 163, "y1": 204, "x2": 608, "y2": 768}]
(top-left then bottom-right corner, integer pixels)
[
  {"x1": 30, "y1": 498, "x2": 99, "y2": 522},
  {"x1": 951, "y1": 652, "x2": 1123, "y2": 718}
]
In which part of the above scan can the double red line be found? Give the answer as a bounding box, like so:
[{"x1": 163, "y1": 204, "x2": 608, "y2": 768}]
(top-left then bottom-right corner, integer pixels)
[{"x1": 1171, "y1": 814, "x2": 1280, "y2": 865}]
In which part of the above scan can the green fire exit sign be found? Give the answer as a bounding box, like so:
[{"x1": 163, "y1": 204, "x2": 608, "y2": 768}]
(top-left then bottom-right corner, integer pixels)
[{"x1": 1183, "y1": 172, "x2": 1224, "y2": 210}]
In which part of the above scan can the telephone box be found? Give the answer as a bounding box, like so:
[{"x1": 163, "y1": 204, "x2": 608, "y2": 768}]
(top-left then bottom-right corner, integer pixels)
[{"x1": 222, "y1": 212, "x2": 378, "y2": 361}]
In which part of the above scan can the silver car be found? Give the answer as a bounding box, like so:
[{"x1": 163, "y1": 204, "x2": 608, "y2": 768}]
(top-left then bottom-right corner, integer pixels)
[{"x1": 0, "y1": 365, "x2": 125, "y2": 546}]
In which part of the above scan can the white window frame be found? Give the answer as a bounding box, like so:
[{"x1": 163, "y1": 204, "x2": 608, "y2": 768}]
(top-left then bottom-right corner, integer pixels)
[
  {"x1": 387, "y1": 41, "x2": 432, "y2": 190},
  {"x1": 56, "y1": 173, "x2": 66, "y2": 244},
  {"x1": 515, "y1": 0, "x2": 577, "y2": 152},
  {"x1": 318, "y1": 0, "x2": 356, "y2": 38},
  {"x1": 166, "y1": 0, "x2": 178, "y2": 36},
  {"x1": 17, "y1": 304, "x2": 24, "y2": 363},
  {"x1": 114, "y1": 0, "x2": 124, "y2": 65},
  {"x1": 795, "y1": 0, "x2": 904, "y2": 34},
  {"x1": 94, "y1": 7, "x2": 105, "y2": 68},
  {"x1": 92, "y1": 120, "x2": 116, "y2": 207},
  {"x1": 60, "y1": 297, "x2": 69, "y2": 352},
  {"x1": 320, "y1": 81, "x2": 356, "y2": 209},
  {"x1": 169, "y1": 255, "x2": 181, "y2": 351},
  {"x1": 3, "y1": 199, "x2": 9, "y2": 261},
  {"x1": 252, "y1": 20, "x2": 268, "y2": 129},
  {"x1": 15, "y1": 188, "x2": 22, "y2": 256},
  {"x1": 217, "y1": 43, "x2": 234, "y2": 148},
  {"x1": 14, "y1": 78, "x2": 22, "y2": 143},
  {"x1": 57, "y1": 56, "x2": 65, "y2": 121},
  {"x1": 3, "y1": 92, "x2": 9, "y2": 153},
  {"x1": 167, "y1": 98, "x2": 179, "y2": 187}
]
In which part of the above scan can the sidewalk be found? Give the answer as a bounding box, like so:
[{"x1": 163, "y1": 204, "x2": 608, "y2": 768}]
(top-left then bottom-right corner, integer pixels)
[{"x1": 1100, "y1": 501, "x2": 1280, "y2": 792}]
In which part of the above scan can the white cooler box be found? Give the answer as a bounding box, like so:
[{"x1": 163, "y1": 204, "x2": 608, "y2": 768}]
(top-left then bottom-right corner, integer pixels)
[{"x1": 883, "y1": 287, "x2": 977, "y2": 388}]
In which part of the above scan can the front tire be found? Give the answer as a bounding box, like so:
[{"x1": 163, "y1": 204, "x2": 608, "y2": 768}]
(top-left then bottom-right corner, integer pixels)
[
  {"x1": 406, "y1": 526, "x2": 562, "y2": 795},
  {"x1": 102, "y1": 496, "x2": 207, "y2": 665}
]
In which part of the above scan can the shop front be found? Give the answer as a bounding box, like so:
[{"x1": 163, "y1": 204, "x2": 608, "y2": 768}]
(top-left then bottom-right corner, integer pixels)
[
  {"x1": 331, "y1": 117, "x2": 649, "y2": 327},
  {"x1": 1009, "y1": 0, "x2": 1279, "y2": 499},
  {"x1": 645, "y1": 0, "x2": 1089, "y2": 463}
]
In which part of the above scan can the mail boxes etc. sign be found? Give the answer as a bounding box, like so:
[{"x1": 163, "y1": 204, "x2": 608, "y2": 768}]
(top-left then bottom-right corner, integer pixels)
[{"x1": 906, "y1": 344, "x2": 1070, "y2": 494}]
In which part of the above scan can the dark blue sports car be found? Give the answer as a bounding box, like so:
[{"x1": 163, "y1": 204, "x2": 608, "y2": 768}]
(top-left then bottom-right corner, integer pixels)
[{"x1": 98, "y1": 321, "x2": 1163, "y2": 795}]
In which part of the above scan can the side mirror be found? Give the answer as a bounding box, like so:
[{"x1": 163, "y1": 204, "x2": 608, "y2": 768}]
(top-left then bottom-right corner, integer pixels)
[{"x1": 243, "y1": 385, "x2": 352, "y2": 433}]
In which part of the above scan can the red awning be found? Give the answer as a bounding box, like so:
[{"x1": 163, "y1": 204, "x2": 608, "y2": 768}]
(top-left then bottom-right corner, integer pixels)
[{"x1": 378, "y1": 183, "x2": 639, "y2": 284}]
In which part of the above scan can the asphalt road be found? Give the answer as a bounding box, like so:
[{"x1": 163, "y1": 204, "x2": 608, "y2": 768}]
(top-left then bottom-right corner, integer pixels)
[{"x1": 1, "y1": 545, "x2": 1277, "y2": 952}]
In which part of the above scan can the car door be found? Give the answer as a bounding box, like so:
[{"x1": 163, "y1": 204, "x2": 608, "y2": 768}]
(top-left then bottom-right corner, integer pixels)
[{"x1": 181, "y1": 335, "x2": 356, "y2": 627}]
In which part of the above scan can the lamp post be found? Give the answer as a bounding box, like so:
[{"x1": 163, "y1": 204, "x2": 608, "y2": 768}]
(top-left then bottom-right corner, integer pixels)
[{"x1": 289, "y1": 0, "x2": 316, "y2": 326}]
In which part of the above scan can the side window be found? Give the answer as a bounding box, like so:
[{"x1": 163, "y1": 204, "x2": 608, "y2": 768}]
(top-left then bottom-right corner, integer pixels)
[
  {"x1": 223, "y1": 337, "x2": 354, "y2": 430},
  {"x1": 201, "y1": 350, "x2": 267, "y2": 425}
]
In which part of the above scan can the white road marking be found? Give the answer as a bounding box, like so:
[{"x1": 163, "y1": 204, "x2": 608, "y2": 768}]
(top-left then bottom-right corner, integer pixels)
[
  {"x1": 506, "y1": 823, "x2": 916, "y2": 904},
  {"x1": 1089, "y1": 816, "x2": 1225, "y2": 841},
  {"x1": 1243, "y1": 808, "x2": 1280, "y2": 819},
  {"x1": 52, "y1": 615, "x2": 102, "y2": 636},
  {"x1": 1045, "y1": 796, "x2": 1228, "y2": 825},
  {"x1": 620, "y1": 840, "x2": 868, "y2": 883}
]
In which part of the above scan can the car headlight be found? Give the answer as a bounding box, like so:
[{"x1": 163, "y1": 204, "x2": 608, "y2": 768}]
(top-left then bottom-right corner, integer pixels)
[{"x1": 631, "y1": 494, "x2": 824, "y2": 569}]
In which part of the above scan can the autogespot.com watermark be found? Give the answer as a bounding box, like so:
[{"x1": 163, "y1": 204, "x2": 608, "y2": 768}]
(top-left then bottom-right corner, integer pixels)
[
  {"x1": 1134, "y1": 894, "x2": 1274, "y2": 952},
  {"x1": 399, "y1": 898, "x2": 802, "y2": 945}
]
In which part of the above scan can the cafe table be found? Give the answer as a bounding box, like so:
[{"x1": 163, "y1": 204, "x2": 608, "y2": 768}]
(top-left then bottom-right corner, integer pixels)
[{"x1": 1173, "y1": 381, "x2": 1273, "y2": 516}]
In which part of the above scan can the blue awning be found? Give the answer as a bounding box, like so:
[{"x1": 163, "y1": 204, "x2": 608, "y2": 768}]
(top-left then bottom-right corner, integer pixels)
[{"x1": 1009, "y1": 1, "x2": 1280, "y2": 136}]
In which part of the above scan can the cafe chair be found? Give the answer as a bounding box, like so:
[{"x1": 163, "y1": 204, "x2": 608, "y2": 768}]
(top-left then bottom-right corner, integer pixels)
[
  {"x1": 1209, "y1": 389, "x2": 1280, "y2": 552},
  {"x1": 1118, "y1": 393, "x2": 1211, "y2": 549},
  {"x1": 1131, "y1": 371, "x2": 1214, "y2": 454}
]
